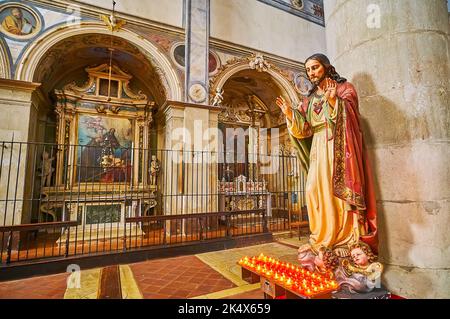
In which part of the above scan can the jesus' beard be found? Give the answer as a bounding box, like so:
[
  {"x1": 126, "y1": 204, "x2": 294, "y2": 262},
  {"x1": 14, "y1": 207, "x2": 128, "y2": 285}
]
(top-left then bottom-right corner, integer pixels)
[{"x1": 310, "y1": 73, "x2": 327, "y2": 87}]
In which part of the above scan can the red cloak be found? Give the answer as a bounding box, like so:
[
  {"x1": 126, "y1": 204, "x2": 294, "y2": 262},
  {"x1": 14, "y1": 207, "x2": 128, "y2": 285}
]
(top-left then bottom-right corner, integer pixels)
[{"x1": 300, "y1": 82, "x2": 379, "y2": 253}]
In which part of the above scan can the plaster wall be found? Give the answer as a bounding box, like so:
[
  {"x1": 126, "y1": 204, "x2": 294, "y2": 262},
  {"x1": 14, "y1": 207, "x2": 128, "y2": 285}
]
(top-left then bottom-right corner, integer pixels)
[{"x1": 210, "y1": 0, "x2": 326, "y2": 62}]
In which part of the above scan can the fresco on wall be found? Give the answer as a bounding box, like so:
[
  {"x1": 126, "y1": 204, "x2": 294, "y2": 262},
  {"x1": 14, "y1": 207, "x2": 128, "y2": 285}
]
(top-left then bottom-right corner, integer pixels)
[
  {"x1": 257, "y1": 0, "x2": 324, "y2": 26},
  {"x1": 0, "y1": 4, "x2": 41, "y2": 39},
  {"x1": 172, "y1": 43, "x2": 219, "y2": 73}
]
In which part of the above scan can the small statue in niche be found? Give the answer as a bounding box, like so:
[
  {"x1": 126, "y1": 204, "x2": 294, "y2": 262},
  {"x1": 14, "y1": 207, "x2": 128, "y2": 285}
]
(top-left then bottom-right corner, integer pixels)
[
  {"x1": 212, "y1": 87, "x2": 224, "y2": 106},
  {"x1": 40, "y1": 151, "x2": 55, "y2": 187},
  {"x1": 150, "y1": 155, "x2": 160, "y2": 186}
]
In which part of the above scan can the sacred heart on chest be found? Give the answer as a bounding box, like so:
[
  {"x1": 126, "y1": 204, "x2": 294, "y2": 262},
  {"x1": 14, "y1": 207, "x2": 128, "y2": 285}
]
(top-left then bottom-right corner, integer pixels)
[{"x1": 313, "y1": 101, "x2": 324, "y2": 115}]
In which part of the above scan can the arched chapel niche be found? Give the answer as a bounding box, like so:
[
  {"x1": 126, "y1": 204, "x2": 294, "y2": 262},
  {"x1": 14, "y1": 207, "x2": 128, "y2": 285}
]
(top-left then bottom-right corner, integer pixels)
[
  {"x1": 14, "y1": 25, "x2": 181, "y2": 224},
  {"x1": 211, "y1": 54, "x2": 305, "y2": 214}
]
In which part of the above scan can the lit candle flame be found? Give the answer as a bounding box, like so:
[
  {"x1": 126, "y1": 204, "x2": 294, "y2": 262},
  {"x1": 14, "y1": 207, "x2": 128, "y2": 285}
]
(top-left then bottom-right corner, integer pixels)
[{"x1": 238, "y1": 255, "x2": 338, "y2": 297}]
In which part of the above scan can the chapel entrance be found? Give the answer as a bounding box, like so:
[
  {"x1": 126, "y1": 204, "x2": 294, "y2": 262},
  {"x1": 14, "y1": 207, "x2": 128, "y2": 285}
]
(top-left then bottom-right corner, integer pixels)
[
  {"x1": 10, "y1": 33, "x2": 169, "y2": 255},
  {"x1": 216, "y1": 69, "x2": 307, "y2": 231}
]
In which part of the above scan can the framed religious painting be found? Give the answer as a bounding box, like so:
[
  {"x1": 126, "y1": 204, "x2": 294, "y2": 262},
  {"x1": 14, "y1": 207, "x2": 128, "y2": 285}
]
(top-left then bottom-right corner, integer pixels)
[
  {"x1": 75, "y1": 113, "x2": 135, "y2": 184},
  {"x1": 53, "y1": 63, "x2": 154, "y2": 188}
]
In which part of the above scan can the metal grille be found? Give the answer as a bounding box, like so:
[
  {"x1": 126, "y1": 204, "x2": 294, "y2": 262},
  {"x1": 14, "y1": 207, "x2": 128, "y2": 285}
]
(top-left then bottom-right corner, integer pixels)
[{"x1": 0, "y1": 140, "x2": 307, "y2": 264}]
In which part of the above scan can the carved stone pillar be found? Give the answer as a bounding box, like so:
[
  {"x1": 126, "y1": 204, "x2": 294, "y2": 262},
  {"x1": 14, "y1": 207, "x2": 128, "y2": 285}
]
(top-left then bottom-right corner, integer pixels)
[{"x1": 0, "y1": 79, "x2": 41, "y2": 228}]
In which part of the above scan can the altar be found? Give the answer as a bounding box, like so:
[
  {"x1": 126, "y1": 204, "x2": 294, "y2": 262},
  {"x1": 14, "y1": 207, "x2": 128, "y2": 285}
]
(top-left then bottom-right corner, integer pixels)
[
  {"x1": 218, "y1": 175, "x2": 269, "y2": 212},
  {"x1": 40, "y1": 64, "x2": 158, "y2": 243}
]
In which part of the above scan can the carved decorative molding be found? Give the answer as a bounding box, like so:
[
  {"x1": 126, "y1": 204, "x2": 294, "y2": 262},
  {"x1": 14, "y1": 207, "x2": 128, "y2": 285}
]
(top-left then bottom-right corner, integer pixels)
[
  {"x1": 61, "y1": 63, "x2": 148, "y2": 106},
  {"x1": 248, "y1": 53, "x2": 271, "y2": 73},
  {"x1": 100, "y1": 14, "x2": 127, "y2": 32},
  {"x1": 209, "y1": 53, "x2": 299, "y2": 107}
]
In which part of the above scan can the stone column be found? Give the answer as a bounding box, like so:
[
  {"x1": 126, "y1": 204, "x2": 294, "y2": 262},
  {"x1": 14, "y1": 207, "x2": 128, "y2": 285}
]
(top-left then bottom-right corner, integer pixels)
[
  {"x1": 0, "y1": 79, "x2": 42, "y2": 227},
  {"x1": 324, "y1": 0, "x2": 449, "y2": 298},
  {"x1": 184, "y1": 0, "x2": 210, "y2": 104},
  {"x1": 207, "y1": 108, "x2": 220, "y2": 213},
  {"x1": 161, "y1": 102, "x2": 219, "y2": 235},
  {"x1": 162, "y1": 104, "x2": 185, "y2": 217},
  {"x1": 0, "y1": 78, "x2": 44, "y2": 259}
]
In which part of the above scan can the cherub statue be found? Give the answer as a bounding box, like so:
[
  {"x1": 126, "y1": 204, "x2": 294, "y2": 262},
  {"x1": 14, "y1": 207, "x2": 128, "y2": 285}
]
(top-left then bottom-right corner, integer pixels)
[
  {"x1": 40, "y1": 151, "x2": 55, "y2": 187},
  {"x1": 298, "y1": 244, "x2": 339, "y2": 274},
  {"x1": 150, "y1": 155, "x2": 160, "y2": 186},
  {"x1": 334, "y1": 242, "x2": 384, "y2": 293},
  {"x1": 212, "y1": 87, "x2": 224, "y2": 106}
]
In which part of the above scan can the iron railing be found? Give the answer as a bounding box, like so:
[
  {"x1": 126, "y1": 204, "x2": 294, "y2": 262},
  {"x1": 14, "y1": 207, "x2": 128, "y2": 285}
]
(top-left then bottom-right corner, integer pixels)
[{"x1": 0, "y1": 140, "x2": 307, "y2": 264}]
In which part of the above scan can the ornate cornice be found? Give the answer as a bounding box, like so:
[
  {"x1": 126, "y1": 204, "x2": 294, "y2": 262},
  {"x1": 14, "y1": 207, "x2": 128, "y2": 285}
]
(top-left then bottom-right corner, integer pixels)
[
  {"x1": 161, "y1": 100, "x2": 221, "y2": 112},
  {"x1": 0, "y1": 79, "x2": 41, "y2": 92}
]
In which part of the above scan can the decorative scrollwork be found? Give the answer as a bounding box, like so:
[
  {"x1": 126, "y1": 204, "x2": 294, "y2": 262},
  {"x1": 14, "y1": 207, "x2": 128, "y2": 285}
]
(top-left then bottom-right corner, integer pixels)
[{"x1": 248, "y1": 53, "x2": 271, "y2": 73}]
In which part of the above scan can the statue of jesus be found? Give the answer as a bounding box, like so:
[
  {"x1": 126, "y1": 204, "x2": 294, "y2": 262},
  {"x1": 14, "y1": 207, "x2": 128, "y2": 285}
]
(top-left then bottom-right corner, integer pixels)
[{"x1": 276, "y1": 53, "x2": 378, "y2": 259}]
